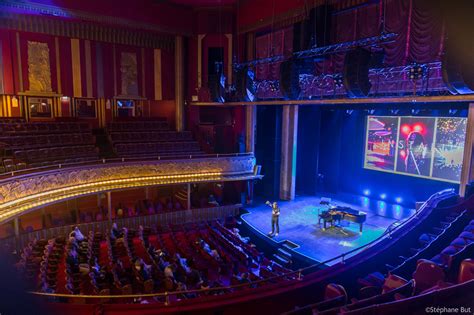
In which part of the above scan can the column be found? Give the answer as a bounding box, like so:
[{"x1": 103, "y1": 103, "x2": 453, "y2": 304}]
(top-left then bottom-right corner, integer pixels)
[
  {"x1": 187, "y1": 183, "x2": 191, "y2": 210},
  {"x1": 14, "y1": 218, "x2": 19, "y2": 237},
  {"x1": 41, "y1": 208, "x2": 46, "y2": 229},
  {"x1": 460, "y1": 103, "x2": 474, "y2": 196},
  {"x1": 279, "y1": 105, "x2": 299, "y2": 200},
  {"x1": 246, "y1": 106, "x2": 256, "y2": 153},
  {"x1": 106, "y1": 192, "x2": 112, "y2": 221},
  {"x1": 175, "y1": 35, "x2": 185, "y2": 132},
  {"x1": 245, "y1": 32, "x2": 256, "y2": 153}
]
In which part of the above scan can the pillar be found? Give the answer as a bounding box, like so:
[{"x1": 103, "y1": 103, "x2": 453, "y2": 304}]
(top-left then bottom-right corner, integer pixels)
[
  {"x1": 187, "y1": 183, "x2": 191, "y2": 210},
  {"x1": 175, "y1": 35, "x2": 185, "y2": 132},
  {"x1": 280, "y1": 105, "x2": 298, "y2": 200},
  {"x1": 13, "y1": 218, "x2": 19, "y2": 237},
  {"x1": 106, "y1": 191, "x2": 112, "y2": 221},
  {"x1": 460, "y1": 103, "x2": 474, "y2": 196},
  {"x1": 41, "y1": 208, "x2": 46, "y2": 229},
  {"x1": 246, "y1": 106, "x2": 256, "y2": 153}
]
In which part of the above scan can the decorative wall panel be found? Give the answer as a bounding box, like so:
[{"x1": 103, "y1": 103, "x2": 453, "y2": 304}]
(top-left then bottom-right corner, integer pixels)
[
  {"x1": 120, "y1": 52, "x2": 138, "y2": 96},
  {"x1": 27, "y1": 41, "x2": 52, "y2": 92}
]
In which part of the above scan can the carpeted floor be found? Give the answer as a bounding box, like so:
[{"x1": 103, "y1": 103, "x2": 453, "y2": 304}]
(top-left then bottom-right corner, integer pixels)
[{"x1": 242, "y1": 194, "x2": 415, "y2": 265}]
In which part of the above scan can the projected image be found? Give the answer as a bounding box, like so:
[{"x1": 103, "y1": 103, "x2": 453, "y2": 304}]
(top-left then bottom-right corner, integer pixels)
[
  {"x1": 364, "y1": 116, "x2": 398, "y2": 171},
  {"x1": 432, "y1": 118, "x2": 467, "y2": 181},
  {"x1": 396, "y1": 117, "x2": 435, "y2": 177},
  {"x1": 364, "y1": 115, "x2": 467, "y2": 183}
]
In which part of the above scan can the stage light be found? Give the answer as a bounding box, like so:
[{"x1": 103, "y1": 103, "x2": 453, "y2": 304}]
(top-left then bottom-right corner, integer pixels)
[
  {"x1": 380, "y1": 193, "x2": 387, "y2": 200},
  {"x1": 411, "y1": 109, "x2": 420, "y2": 115},
  {"x1": 400, "y1": 150, "x2": 406, "y2": 159},
  {"x1": 363, "y1": 189, "x2": 370, "y2": 196},
  {"x1": 449, "y1": 109, "x2": 458, "y2": 115},
  {"x1": 395, "y1": 197, "x2": 402, "y2": 203}
]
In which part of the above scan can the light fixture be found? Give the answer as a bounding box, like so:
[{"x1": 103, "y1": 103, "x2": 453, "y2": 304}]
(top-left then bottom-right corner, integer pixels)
[
  {"x1": 395, "y1": 197, "x2": 402, "y2": 203},
  {"x1": 363, "y1": 189, "x2": 370, "y2": 196},
  {"x1": 380, "y1": 193, "x2": 387, "y2": 200}
]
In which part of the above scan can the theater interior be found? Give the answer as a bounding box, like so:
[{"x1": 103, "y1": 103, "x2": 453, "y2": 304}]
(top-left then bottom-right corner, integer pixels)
[{"x1": 0, "y1": 0, "x2": 473, "y2": 314}]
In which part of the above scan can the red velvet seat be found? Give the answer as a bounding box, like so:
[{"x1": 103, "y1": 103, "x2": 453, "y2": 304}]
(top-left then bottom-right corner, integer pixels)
[
  {"x1": 413, "y1": 259, "x2": 445, "y2": 293},
  {"x1": 458, "y1": 259, "x2": 474, "y2": 283}
]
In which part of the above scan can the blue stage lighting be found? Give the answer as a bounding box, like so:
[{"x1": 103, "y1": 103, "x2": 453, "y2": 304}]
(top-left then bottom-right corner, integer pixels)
[
  {"x1": 395, "y1": 197, "x2": 402, "y2": 203},
  {"x1": 380, "y1": 193, "x2": 387, "y2": 200},
  {"x1": 363, "y1": 189, "x2": 370, "y2": 196}
]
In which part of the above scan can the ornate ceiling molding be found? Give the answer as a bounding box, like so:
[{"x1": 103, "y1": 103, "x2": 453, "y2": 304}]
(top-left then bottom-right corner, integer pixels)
[{"x1": 0, "y1": 156, "x2": 257, "y2": 223}]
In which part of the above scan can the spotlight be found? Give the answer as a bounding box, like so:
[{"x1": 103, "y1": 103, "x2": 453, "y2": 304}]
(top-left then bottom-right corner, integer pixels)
[
  {"x1": 363, "y1": 189, "x2": 371, "y2": 196},
  {"x1": 333, "y1": 75, "x2": 344, "y2": 88},
  {"x1": 380, "y1": 193, "x2": 387, "y2": 200},
  {"x1": 408, "y1": 63, "x2": 425, "y2": 80},
  {"x1": 390, "y1": 109, "x2": 399, "y2": 115},
  {"x1": 346, "y1": 109, "x2": 354, "y2": 115},
  {"x1": 395, "y1": 197, "x2": 402, "y2": 203},
  {"x1": 411, "y1": 109, "x2": 420, "y2": 115},
  {"x1": 448, "y1": 109, "x2": 458, "y2": 115}
]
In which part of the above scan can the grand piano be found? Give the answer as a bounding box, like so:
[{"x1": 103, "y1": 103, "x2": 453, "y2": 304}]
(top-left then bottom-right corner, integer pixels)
[{"x1": 318, "y1": 206, "x2": 367, "y2": 232}]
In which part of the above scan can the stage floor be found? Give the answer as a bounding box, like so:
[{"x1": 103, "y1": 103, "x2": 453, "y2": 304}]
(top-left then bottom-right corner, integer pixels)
[{"x1": 241, "y1": 194, "x2": 416, "y2": 265}]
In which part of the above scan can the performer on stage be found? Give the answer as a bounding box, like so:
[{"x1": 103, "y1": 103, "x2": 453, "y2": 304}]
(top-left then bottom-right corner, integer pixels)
[{"x1": 265, "y1": 201, "x2": 280, "y2": 237}]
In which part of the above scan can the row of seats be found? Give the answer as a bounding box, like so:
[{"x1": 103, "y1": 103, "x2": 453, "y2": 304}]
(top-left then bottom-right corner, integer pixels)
[
  {"x1": 284, "y1": 211, "x2": 474, "y2": 314},
  {"x1": 114, "y1": 142, "x2": 201, "y2": 157},
  {"x1": 15, "y1": 219, "x2": 295, "y2": 301},
  {"x1": 0, "y1": 122, "x2": 90, "y2": 135},
  {"x1": 0, "y1": 133, "x2": 95, "y2": 150},
  {"x1": 0, "y1": 158, "x2": 26, "y2": 173},
  {"x1": 0, "y1": 118, "x2": 25, "y2": 124},
  {"x1": 107, "y1": 121, "x2": 169, "y2": 132},
  {"x1": 109, "y1": 131, "x2": 193, "y2": 143},
  {"x1": 14, "y1": 145, "x2": 98, "y2": 165}
]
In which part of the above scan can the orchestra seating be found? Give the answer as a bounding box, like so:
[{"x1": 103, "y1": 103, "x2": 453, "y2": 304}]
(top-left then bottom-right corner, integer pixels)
[
  {"x1": 15, "y1": 219, "x2": 295, "y2": 301},
  {"x1": 0, "y1": 119, "x2": 98, "y2": 171},
  {"x1": 107, "y1": 120, "x2": 203, "y2": 157}
]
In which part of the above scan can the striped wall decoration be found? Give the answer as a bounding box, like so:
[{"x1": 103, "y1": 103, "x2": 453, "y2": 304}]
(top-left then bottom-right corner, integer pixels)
[{"x1": 70, "y1": 38, "x2": 82, "y2": 97}]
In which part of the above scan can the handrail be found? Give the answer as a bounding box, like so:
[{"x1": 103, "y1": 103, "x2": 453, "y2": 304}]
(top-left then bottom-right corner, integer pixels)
[
  {"x1": 0, "y1": 152, "x2": 254, "y2": 180},
  {"x1": 27, "y1": 189, "x2": 457, "y2": 302}
]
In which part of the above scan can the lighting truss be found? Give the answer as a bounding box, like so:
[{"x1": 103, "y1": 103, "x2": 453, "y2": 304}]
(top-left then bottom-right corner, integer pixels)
[{"x1": 234, "y1": 32, "x2": 397, "y2": 69}]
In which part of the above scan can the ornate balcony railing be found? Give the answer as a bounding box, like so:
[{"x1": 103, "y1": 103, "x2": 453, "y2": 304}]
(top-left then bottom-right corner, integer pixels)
[{"x1": 0, "y1": 154, "x2": 258, "y2": 224}]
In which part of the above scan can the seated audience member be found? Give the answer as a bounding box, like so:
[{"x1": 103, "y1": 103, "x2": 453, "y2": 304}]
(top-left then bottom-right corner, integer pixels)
[
  {"x1": 208, "y1": 194, "x2": 219, "y2": 206},
  {"x1": 110, "y1": 223, "x2": 122, "y2": 240},
  {"x1": 135, "y1": 258, "x2": 151, "y2": 281},
  {"x1": 164, "y1": 263, "x2": 175, "y2": 279},
  {"x1": 70, "y1": 226, "x2": 85, "y2": 242},
  {"x1": 66, "y1": 248, "x2": 80, "y2": 273},
  {"x1": 126, "y1": 207, "x2": 135, "y2": 217},
  {"x1": 166, "y1": 198, "x2": 173, "y2": 211},
  {"x1": 115, "y1": 203, "x2": 124, "y2": 219},
  {"x1": 96, "y1": 212, "x2": 103, "y2": 221},
  {"x1": 155, "y1": 201, "x2": 163, "y2": 212},
  {"x1": 68, "y1": 232, "x2": 78, "y2": 249}
]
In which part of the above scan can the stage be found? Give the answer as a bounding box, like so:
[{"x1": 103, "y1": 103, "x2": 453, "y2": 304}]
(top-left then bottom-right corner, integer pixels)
[{"x1": 241, "y1": 194, "x2": 416, "y2": 266}]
